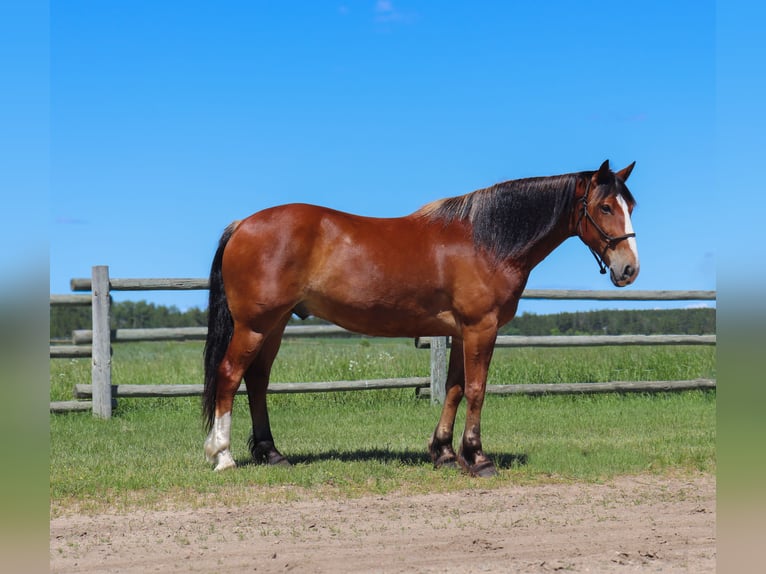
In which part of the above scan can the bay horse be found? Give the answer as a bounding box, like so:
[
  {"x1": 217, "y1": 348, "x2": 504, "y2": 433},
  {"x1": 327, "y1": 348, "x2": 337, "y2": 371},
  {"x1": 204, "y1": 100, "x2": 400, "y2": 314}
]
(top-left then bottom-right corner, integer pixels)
[{"x1": 203, "y1": 160, "x2": 639, "y2": 477}]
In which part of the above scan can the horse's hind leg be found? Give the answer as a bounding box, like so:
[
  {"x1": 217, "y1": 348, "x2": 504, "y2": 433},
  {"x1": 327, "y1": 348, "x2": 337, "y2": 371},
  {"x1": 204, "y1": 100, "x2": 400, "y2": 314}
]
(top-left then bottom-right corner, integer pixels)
[
  {"x1": 204, "y1": 324, "x2": 265, "y2": 471},
  {"x1": 428, "y1": 338, "x2": 465, "y2": 469},
  {"x1": 245, "y1": 319, "x2": 290, "y2": 466}
]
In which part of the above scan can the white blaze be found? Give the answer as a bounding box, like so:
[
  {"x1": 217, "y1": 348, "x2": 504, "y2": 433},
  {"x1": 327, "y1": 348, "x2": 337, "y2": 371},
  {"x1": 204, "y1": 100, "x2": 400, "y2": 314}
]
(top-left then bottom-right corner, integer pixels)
[{"x1": 616, "y1": 195, "x2": 639, "y2": 265}]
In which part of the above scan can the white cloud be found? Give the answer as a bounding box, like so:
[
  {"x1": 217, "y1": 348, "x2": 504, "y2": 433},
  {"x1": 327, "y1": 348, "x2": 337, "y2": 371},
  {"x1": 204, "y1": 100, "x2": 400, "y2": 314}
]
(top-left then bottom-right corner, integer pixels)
[
  {"x1": 374, "y1": 0, "x2": 416, "y2": 24},
  {"x1": 375, "y1": 1, "x2": 393, "y2": 13}
]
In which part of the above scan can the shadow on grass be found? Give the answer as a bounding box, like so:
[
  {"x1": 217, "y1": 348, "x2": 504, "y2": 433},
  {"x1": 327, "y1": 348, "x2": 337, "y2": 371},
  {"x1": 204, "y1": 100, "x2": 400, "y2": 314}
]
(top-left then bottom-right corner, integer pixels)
[{"x1": 236, "y1": 449, "x2": 528, "y2": 469}]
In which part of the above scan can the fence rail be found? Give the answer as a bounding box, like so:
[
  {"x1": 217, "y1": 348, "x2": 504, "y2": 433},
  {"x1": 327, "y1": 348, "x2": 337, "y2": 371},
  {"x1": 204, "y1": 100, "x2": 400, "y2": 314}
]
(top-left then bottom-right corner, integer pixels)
[
  {"x1": 50, "y1": 345, "x2": 93, "y2": 359},
  {"x1": 50, "y1": 266, "x2": 716, "y2": 417},
  {"x1": 50, "y1": 294, "x2": 93, "y2": 306},
  {"x1": 69, "y1": 324, "x2": 355, "y2": 344},
  {"x1": 69, "y1": 276, "x2": 715, "y2": 301},
  {"x1": 67, "y1": 329, "x2": 716, "y2": 348},
  {"x1": 70, "y1": 277, "x2": 209, "y2": 291},
  {"x1": 73, "y1": 378, "x2": 431, "y2": 399},
  {"x1": 416, "y1": 334, "x2": 716, "y2": 349},
  {"x1": 417, "y1": 378, "x2": 717, "y2": 398}
]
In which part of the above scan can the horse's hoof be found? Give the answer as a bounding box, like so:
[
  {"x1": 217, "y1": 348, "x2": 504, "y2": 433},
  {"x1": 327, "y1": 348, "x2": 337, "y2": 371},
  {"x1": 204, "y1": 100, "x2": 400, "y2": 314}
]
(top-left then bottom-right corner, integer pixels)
[
  {"x1": 251, "y1": 440, "x2": 291, "y2": 467},
  {"x1": 213, "y1": 449, "x2": 237, "y2": 472},
  {"x1": 267, "y1": 452, "x2": 291, "y2": 467},
  {"x1": 429, "y1": 436, "x2": 458, "y2": 470},
  {"x1": 457, "y1": 449, "x2": 497, "y2": 478},
  {"x1": 469, "y1": 459, "x2": 497, "y2": 478},
  {"x1": 433, "y1": 452, "x2": 458, "y2": 470}
]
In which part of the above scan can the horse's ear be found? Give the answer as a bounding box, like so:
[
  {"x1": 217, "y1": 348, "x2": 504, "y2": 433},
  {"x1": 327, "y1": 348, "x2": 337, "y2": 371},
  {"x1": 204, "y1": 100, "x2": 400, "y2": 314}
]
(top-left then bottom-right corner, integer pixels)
[
  {"x1": 595, "y1": 159, "x2": 611, "y2": 184},
  {"x1": 615, "y1": 161, "x2": 636, "y2": 182}
]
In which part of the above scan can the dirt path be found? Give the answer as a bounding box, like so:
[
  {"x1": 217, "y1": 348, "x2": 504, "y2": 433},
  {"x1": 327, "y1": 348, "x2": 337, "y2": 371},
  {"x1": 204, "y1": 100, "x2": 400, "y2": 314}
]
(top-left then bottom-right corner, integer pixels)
[{"x1": 50, "y1": 474, "x2": 714, "y2": 573}]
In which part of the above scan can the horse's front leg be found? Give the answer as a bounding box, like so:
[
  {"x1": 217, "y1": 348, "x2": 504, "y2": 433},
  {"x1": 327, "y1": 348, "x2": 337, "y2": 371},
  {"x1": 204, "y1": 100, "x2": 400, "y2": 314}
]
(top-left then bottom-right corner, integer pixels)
[
  {"x1": 429, "y1": 339, "x2": 465, "y2": 469},
  {"x1": 204, "y1": 327, "x2": 264, "y2": 471},
  {"x1": 457, "y1": 324, "x2": 498, "y2": 477}
]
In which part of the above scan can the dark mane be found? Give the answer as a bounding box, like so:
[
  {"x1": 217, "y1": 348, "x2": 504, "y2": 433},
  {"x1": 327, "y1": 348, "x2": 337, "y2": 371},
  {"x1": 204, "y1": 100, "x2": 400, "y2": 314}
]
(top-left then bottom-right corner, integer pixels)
[{"x1": 416, "y1": 174, "x2": 580, "y2": 261}]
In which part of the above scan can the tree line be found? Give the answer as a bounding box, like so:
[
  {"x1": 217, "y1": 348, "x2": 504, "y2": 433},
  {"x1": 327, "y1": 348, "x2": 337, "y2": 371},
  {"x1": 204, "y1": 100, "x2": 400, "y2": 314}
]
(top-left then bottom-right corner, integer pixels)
[
  {"x1": 498, "y1": 307, "x2": 715, "y2": 336},
  {"x1": 50, "y1": 300, "x2": 715, "y2": 340},
  {"x1": 50, "y1": 300, "x2": 207, "y2": 340}
]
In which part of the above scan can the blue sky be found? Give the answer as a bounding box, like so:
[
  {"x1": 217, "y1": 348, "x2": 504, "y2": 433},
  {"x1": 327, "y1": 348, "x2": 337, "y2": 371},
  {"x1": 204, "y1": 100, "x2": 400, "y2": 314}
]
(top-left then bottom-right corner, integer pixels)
[{"x1": 42, "y1": 1, "x2": 724, "y2": 314}]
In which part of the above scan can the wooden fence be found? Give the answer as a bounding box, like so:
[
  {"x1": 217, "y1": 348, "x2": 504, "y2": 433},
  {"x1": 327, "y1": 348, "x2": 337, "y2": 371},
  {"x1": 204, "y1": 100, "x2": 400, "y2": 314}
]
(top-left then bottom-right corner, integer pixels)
[{"x1": 50, "y1": 265, "x2": 717, "y2": 418}]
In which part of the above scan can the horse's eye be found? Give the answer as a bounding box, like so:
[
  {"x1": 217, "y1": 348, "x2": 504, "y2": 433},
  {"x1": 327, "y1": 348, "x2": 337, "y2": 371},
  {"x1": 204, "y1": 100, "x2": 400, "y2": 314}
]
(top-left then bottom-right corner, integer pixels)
[{"x1": 599, "y1": 204, "x2": 612, "y2": 215}]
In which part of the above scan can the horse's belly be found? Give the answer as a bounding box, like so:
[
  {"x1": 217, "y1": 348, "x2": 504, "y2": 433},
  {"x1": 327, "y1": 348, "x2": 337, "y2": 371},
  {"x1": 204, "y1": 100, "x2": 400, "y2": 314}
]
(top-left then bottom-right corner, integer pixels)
[{"x1": 303, "y1": 294, "x2": 458, "y2": 338}]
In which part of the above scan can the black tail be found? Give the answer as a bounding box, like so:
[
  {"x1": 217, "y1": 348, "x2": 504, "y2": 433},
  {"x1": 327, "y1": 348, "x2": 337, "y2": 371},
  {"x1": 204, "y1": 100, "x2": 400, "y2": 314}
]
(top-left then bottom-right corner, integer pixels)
[{"x1": 203, "y1": 223, "x2": 238, "y2": 431}]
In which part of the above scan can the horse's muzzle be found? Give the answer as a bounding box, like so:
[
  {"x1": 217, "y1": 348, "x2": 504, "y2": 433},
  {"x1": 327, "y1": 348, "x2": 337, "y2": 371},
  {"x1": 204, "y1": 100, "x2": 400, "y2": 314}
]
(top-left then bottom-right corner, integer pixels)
[{"x1": 610, "y1": 262, "x2": 639, "y2": 287}]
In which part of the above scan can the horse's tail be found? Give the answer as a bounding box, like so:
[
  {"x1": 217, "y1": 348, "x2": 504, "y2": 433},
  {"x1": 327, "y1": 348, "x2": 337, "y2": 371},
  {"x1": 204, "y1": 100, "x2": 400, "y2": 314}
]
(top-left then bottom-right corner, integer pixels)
[{"x1": 203, "y1": 221, "x2": 239, "y2": 431}]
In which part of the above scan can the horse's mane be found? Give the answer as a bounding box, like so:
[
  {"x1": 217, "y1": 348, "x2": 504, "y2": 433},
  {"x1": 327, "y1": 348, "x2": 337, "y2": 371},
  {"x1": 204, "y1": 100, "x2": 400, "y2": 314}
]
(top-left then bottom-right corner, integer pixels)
[{"x1": 415, "y1": 173, "x2": 582, "y2": 261}]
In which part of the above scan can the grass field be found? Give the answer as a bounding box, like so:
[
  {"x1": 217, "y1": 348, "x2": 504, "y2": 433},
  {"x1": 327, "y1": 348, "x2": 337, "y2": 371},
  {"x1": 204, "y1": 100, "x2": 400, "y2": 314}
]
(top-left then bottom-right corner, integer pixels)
[{"x1": 50, "y1": 338, "x2": 716, "y2": 511}]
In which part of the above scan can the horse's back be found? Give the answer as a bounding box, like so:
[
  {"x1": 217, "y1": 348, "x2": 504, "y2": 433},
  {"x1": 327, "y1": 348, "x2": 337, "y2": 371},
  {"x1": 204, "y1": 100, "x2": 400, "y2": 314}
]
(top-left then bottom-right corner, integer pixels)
[
  {"x1": 229, "y1": 202, "x2": 446, "y2": 292},
  {"x1": 230, "y1": 202, "x2": 442, "y2": 264}
]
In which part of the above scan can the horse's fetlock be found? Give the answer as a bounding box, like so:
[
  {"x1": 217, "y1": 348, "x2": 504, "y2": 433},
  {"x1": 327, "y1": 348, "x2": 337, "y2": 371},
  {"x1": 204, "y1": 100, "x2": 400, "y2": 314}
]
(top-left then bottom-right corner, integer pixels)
[{"x1": 462, "y1": 433, "x2": 482, "y2": 453}]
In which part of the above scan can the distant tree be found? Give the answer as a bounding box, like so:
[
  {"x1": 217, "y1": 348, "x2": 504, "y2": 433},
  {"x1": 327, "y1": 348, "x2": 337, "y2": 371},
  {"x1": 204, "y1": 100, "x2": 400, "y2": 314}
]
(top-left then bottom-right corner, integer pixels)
[
  {"x1": 50, "y1": 300, "x2": 209, "y2": 339},
  {"x1": 499, "y1": 308, "x2": 715, "y2": 336},
  {"x1": 49, "y1": 306, "x2": 91, "y2": 340}
]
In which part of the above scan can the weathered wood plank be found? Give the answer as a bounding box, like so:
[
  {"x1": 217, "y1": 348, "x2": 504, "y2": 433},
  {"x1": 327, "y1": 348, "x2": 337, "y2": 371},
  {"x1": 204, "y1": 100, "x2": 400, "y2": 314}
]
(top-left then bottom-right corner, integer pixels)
[
  {"x1": 281, "y1": 324, "x2": 358, "y2": 337},
  {"x1": 73, "y1": 378, "x2": 715, "y2": 399},
  {"x1": 91, "y1": 266, "x2": 112, "y2": 419},
  {"x1": 71, "y1": 278, "x2": 209, "y2": 291},
  {"x1": 68, "y1": 329, "x2": 716, "y2": 347},
  {"x1": 67, "y1": 279, "x2": 716, "y2": 301},
  {"x1": 50, "y1": 400, "x2": 93, "y2": 413},
  {"x1": 417, "y1": 379, "x2": 716, "y2": 398},
  {"x1": 74, "y1": 377, "x2": 430, "y2": 398},
  {"x1": 50, "y1": 345, "x2": 92, "y2": 358},
  {"x1": 494, "y1": 334, "x2": 716, "y2": 347},
  {"x1": 417, "y1": 334, "x2": 715, "y2": 349},
  {"x1": 71, "y1": 324, "x2": 356, "y2": 344},
  {"x1": 429, "y1": 336, "x2": 447, "y2": 405},
  {"x1": 519, "y1": 289, "x2": 716, "y2": 300},
  {"x1": 50, "y1": 294, "x2": 92, "y2": 306},
  {"x1": 72, "y1": 327, "x2": 207, "y2": 344}
]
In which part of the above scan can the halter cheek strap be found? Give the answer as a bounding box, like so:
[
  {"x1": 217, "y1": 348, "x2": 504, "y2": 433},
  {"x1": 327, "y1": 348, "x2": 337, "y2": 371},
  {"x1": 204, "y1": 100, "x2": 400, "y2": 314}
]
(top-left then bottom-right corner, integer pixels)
[{"x1": 576, "y1": 180, "x2": 636, "y2": 275}]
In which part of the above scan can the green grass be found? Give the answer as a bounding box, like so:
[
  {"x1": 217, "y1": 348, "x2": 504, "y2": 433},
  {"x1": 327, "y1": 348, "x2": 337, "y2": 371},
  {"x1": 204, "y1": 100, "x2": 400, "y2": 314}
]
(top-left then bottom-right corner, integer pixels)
[{"x1": 50, "y1": 339, "x2": 716, "y2": 512}]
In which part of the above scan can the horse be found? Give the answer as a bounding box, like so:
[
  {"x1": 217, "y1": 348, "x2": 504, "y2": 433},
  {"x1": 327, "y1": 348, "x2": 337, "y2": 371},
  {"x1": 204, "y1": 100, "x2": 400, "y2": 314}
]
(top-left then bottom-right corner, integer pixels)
[{"x1": 203, "y1": 159, "x2": 639, "y2": 477}]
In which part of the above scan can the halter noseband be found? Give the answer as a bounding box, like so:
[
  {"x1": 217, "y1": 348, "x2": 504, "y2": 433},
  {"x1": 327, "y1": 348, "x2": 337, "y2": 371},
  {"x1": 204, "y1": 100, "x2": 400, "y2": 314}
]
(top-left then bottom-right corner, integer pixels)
[{"x1": 576, "y1": 179, "x2": 636, "y2": 275}]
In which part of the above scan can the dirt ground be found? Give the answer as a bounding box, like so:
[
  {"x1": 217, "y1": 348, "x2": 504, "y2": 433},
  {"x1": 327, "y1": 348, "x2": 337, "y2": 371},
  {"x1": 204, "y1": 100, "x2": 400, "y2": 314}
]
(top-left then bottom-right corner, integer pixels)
[{"x1": 50, "y1": 474, "x2": 715, "y2": 573}]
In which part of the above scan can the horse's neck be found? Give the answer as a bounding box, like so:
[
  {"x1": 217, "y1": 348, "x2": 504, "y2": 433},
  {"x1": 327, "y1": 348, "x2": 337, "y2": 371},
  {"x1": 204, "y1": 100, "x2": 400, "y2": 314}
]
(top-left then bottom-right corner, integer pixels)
[{"x1": 511, "y1": 216, "x2": 573, "y2": 274}]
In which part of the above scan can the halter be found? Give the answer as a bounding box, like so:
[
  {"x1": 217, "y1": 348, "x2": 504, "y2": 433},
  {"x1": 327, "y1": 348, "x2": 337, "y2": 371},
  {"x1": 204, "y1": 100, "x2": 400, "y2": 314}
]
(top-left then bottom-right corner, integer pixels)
[{"x1": 576, "y1": 179, "x2": 636, "y2": 275}]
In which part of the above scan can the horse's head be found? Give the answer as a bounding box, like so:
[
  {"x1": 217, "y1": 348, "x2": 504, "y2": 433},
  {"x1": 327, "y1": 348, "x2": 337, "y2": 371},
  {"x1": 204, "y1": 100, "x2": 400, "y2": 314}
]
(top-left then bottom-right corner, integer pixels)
[{"x1": 576, "y1": 160, "x2": 639, "y2": 287}]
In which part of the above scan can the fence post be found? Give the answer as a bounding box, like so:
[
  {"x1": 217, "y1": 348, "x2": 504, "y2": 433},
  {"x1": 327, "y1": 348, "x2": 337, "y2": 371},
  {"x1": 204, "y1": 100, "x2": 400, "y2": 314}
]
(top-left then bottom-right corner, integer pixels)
[
  {"x1": 429, "y1": 336, "x2": 447, "y2": 405},
  {"x1": 91, "y1": 265, "x2": 112, "y2": 419}
]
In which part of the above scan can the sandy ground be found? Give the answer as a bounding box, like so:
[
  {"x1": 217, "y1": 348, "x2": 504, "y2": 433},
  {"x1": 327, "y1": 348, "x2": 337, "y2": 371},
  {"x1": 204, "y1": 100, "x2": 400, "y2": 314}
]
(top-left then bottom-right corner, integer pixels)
[{"x1": 50, "y1": 474, "x2": 714, "y2": 573}]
